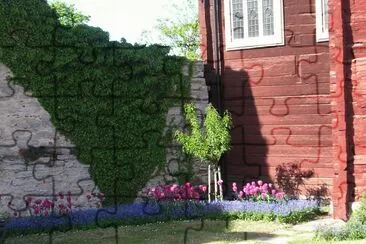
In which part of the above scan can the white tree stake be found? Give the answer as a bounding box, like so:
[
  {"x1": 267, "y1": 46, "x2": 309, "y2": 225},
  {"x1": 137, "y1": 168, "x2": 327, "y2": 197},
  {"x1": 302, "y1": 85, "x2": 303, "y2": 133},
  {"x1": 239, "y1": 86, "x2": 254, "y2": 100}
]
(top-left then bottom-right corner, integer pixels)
[
  {"x1": 214, "y1": 167, "x2": 217, "y2": 201},
  {"x1": 218, "y1": 166, "x2": 223, "y2": 201},
  {"x1": 208, "y1": 164, "x2": 211, "y2": 202}
]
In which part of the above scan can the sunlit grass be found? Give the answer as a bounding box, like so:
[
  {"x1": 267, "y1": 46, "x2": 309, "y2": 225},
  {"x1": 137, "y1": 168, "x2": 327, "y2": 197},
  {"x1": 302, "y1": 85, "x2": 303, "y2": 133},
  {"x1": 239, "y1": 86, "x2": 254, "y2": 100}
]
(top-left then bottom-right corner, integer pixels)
[{"x1": 5, "y1": 219, "x2": 286, "y2": 244}]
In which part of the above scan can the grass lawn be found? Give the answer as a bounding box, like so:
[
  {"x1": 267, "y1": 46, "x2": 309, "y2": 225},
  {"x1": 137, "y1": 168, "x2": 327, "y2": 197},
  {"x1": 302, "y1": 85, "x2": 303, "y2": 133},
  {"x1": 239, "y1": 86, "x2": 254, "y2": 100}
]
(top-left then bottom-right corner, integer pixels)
[
  {"x1": 5, "y1": 218, "x2": 366, "y2": 244},
  {"x1": 5, "y1": 219, "x2": 288, "y2": 244}
]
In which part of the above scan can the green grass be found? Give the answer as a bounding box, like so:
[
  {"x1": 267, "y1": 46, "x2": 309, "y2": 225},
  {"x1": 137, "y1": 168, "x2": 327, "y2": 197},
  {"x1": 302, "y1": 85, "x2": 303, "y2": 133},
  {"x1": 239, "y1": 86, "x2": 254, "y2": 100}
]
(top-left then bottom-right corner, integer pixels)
[
  {"x1": 290, "y1": 239, "x2": 366, "y2": 244},
  {"x1": 5, "y1": 218, "x2": 366, "y2": 244},
  {"x1": 5, "y1": 219, "x2": 287, "y2": 244}
]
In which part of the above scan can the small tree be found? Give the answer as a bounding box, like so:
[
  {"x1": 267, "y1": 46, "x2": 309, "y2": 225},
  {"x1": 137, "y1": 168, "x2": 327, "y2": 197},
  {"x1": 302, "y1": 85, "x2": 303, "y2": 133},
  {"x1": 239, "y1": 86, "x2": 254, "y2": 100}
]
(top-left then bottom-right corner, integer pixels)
[{"x1": 175, "y1": 103, "x2": 232, "y2": 201}]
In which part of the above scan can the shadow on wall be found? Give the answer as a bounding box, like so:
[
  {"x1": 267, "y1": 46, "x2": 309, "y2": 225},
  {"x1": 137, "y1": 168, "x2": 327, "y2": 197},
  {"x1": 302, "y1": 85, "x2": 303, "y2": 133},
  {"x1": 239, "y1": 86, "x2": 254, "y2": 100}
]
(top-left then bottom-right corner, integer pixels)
[
  {"x1": 200, "y1": 0, "x2": 267, "y2": 198},
  {"x1": 222, "y1": 67, "x2": 269, "y2": 194},
  {"x1": 205, "y1": 64, "x2": 269, "y2": 198},
  {"x1": 199, "y1": 0, "x2": 333, "y2": 202}
]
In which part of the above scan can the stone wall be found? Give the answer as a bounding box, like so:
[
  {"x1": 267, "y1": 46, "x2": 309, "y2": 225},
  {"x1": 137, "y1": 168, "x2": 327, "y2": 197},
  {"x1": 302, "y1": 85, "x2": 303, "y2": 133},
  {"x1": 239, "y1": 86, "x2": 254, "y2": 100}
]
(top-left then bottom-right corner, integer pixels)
[
  {"x1": 0, "y1": 63, "x2": 98, "y2": 217},
  {"x1": 0, "y1": 61, "x2": 209, "y2": 213}
]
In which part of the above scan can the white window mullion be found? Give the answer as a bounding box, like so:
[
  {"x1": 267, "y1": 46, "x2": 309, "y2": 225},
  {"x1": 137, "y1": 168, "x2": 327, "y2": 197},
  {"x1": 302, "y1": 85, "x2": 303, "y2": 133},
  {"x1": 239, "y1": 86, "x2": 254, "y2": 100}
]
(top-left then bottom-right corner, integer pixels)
[
  {"x1": 243, "y1": 0, "x2": 249, "y2": 39},
  {"x1": 323, "y1": 0, "x2": 328, "y2": 32},
  {"x1": 230, "y1": 0, "x2": 234, "y2": 42},
  {"x1": 273, "y1": 0, "x2": 283, "y2": 44},
  {"x1": 258, "y1": 0, "x2": 264, "y2": 38},
  {"x1": 321, "y1": 0, "x2": 325, "y2": 33}
]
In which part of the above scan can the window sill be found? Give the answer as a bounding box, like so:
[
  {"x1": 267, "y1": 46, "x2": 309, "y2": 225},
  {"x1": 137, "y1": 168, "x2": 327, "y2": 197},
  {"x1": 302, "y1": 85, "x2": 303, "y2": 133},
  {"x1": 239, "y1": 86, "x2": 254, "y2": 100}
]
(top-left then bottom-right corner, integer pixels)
[
  {"x1": 316, "y1": 37, "x2": 329, "y2": 43},
  {"x1": 225, "y1": 40, "x2": 285, "y2": 51}
]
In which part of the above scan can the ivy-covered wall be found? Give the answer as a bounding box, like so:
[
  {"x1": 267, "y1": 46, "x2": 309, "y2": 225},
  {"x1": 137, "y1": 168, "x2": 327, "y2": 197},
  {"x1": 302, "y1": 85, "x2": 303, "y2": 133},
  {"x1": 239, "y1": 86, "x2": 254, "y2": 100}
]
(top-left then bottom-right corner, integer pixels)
[{"x1": 0, "y1": 0, "x2": 193, "y2": 205}]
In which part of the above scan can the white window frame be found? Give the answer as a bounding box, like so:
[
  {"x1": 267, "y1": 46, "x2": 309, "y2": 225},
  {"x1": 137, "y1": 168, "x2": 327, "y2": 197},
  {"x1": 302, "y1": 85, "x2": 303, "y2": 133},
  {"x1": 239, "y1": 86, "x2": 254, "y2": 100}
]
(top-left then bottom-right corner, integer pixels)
[
  {"x1": 316, "y1": 0, "x2": 329, "y2": 42},
  {"x1": 224, "y1": 0, "x2": 284, "y2": 50}
]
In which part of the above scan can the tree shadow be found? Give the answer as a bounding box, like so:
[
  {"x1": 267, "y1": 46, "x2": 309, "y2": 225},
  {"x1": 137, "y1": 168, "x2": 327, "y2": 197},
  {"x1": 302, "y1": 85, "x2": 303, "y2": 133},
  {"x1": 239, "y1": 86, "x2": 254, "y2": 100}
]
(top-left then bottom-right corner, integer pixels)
[
  {"x1": 275, "y1": 162, "x2": 314, "y2": 197},
  {"x1": 200, "y1": 0, "x2": 268, "y2": 198},
  {"x1": 220, "y1": 67, "x2": 269, "y2": 195},
  {"x1": 183, "y1": 218, "x2": 278, "y2": 243}
]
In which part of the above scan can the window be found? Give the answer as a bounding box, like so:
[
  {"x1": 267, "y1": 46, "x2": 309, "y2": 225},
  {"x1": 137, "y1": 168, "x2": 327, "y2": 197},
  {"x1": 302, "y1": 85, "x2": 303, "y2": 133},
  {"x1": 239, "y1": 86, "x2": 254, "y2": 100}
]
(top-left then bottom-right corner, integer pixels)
[
  {"x1": 224, "y1": 0, "x2": 284, "y2": 50},
  {"x1": 316, "y1": 0, "x2": 329, "y2": 42}
]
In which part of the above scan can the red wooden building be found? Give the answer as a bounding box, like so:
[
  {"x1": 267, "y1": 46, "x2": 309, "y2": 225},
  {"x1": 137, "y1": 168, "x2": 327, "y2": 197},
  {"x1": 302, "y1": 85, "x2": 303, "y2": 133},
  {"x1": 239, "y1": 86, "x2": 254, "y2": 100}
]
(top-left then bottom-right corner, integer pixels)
[{"x1": 199, "y1": 0, "x2": 366, "y2": 219}]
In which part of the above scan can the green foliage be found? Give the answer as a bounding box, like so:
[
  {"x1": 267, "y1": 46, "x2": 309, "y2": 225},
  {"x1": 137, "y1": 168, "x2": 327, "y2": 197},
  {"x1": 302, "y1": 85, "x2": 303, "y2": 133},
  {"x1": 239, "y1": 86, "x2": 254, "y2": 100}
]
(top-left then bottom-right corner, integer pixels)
[
  {"x1": 277, "y1": 208, "x2": 319, "y2": 224},
  {"x1": 205, "y1": 209, "x2": 318, "y2": 224},
  {"x1": 175, "y1": 103, "x2": 232, "y2": 164},
  {"x1": 158, "y1": 19, "x2": 200, "y2": 60},
  {"x1": 49, "y1": 0, "x2": 90, "y2": 27},
  {"x1": 316, "y1": 193, "x2": 366, "y2": 241},
  {"x1": 141, "y1": 0, "x2": 200, "y2": 60},
  {"x1": 352, "y1": 193, "x2": 366, "y2": 224},
  {"x1": 0, "y1": 0, "x2": 190, "y2": 205}
]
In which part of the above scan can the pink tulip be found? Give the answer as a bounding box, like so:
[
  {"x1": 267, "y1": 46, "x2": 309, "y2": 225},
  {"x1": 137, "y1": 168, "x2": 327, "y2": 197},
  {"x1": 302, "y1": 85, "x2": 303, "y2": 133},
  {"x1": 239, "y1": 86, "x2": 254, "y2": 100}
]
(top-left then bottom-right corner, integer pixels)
[
  {"x1": 170, "y1": 184, "x2": 178, "y2": 191},
  {"x1": 257, "y1": 180, "x2": 263, "y2": 186},
  {"x1": 199, "y1": 184, "x2": 207, "y2": 192},
  {"x1": 276, "y1": 192, "x2": 284, "y2": 199}
]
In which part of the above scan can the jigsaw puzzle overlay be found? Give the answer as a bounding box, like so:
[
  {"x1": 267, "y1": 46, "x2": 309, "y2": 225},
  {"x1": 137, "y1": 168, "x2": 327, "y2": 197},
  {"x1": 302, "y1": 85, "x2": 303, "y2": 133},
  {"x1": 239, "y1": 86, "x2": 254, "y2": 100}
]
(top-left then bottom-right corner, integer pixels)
[
  {"x1": 199, "y1": 0, "x2": 366, "y2": 222},
  {"x1": 0, "y1": 0, "x2": 212, "y2": 242},
  {"x1": 0, "y1": 0, "x2": 365, "y2": 243}
]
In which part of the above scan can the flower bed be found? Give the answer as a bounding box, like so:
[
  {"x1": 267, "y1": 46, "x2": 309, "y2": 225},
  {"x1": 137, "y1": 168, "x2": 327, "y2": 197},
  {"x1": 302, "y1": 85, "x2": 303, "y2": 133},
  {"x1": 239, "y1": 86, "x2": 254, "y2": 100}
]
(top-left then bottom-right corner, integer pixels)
[{"x1": 3, "y1": 199, "x2": 320, "y2": 236}]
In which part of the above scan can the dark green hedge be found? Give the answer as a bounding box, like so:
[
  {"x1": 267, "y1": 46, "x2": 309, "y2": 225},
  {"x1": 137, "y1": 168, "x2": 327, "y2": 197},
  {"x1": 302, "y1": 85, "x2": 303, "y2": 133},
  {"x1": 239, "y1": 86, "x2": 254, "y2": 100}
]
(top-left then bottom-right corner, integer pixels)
[{"x1": 0, "y1": 0, "x2": 191, "y2": 204}]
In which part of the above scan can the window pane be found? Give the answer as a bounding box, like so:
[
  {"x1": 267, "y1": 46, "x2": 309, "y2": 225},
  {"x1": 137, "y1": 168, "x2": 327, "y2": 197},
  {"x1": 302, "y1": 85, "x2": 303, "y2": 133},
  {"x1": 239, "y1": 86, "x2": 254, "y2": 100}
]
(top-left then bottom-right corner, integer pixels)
[
  {"x1": 263, "y1": 0, "x2": 274, "y2": 36},
  {"x1": 232, "y1": 0, "x2": 244, "y2": 39},
  {"x1": 323, "y1": 0, "x2": 328, "y2": 32},
  {"x1": 247, "y1": 0, "x2": 259, "y2": 37}
]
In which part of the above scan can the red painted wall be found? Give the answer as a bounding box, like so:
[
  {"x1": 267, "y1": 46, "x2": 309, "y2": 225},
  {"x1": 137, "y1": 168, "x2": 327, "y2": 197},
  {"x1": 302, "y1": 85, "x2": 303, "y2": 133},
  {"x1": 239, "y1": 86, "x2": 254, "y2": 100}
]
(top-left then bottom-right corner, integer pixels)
[
  {"x1": 329, "y1": 0, "x2": 366, "y2": 219},
  {"x1": 200, "y1": 0, "x2": 366, "y2": 219},
  {"x1": 199, "y1": 0, "x2": 333, "y2": 203}
]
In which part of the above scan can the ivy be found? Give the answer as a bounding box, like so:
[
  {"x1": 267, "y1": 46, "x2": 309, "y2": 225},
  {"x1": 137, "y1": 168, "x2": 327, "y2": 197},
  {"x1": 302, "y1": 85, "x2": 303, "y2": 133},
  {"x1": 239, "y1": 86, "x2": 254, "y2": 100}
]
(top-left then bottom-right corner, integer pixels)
[{"x1": 0, "y1": 0, "x2": 190, "y2": 205}]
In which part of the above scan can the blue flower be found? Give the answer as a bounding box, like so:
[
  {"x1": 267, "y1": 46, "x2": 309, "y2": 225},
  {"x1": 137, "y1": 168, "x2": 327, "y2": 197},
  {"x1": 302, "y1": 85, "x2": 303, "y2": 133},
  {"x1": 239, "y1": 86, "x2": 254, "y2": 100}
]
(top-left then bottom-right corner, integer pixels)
[{"x1": 4, "y1": 199, "x2": 319, "y2": 232}]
